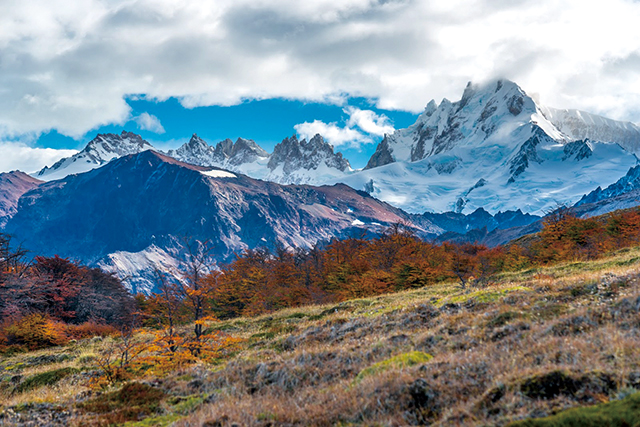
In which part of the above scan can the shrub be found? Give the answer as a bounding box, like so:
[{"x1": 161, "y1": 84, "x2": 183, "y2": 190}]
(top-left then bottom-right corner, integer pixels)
[
  {"x1": 520, "y1": 370, "x2": 579, "y2": 400},
  {"x1": 64, "y1": 321, "x2": 118, "y2": 340},
  {"x1": 3, "y1": 313, "x2": 68, "y2": 350}
]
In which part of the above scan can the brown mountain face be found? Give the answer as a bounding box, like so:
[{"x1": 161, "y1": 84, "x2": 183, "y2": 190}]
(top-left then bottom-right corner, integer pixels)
[
  {"x1": 0, "y1": 171, "x2": 42, "y2": 228},
  {"x1": 4, "y1": 151, "x2": 432, "y2": 292}
]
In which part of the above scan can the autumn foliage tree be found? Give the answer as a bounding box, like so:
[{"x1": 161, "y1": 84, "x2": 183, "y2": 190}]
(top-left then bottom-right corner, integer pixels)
[{"x1": 0, "y1": 239, "x2": 135, "y2": 351}]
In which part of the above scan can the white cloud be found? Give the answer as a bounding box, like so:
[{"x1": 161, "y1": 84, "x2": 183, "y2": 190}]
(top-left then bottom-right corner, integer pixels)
[
  {"x1": 0, "y1": 0, "x2": 640, "y2": 140},
  {"x1": 345, "y1": 107, "x2": 394, "y2": 136},
  {"x1": 294, "y1": 107, "x2": 395, "y2": 148},
  {"x1": 0, "y1": 142, "x2": 77, "y2": 174},
  {"x1": 133, "y1": 112, "x2": 165, "y2": 134},
  {"x1": 294, "y1": 120, "x2": 368, "y2": 148}
]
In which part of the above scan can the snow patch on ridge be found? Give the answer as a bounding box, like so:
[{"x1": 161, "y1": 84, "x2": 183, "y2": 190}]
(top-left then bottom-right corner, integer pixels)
[
  {"x1": 200, "y1": 169, "x2": 237, "y2": 178},
  {"x1": 99, "y1": 245, "x2": 182, "y2": 295}
]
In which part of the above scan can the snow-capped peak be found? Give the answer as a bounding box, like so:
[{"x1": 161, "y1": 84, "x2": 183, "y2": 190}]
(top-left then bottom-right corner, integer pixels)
[
  {"x1": 36, "y1": 131, "x2": 154, "y2": 181},
  {"x1": 83, "y1": 131, "x2": 153, "y2": 159},
  {"x1": 366, "y1": 79, "x2": 565, "y2": 169},
  {"x1": 168, "y1": 134, "x2": 215, "y2": 166},
  {"x1": 336, "y1": 79, "x2": 639, "y2": 215},
  {"x1": 225, "y1": 138, "x2": 269, "y2": 166},
  {"x1": 169, "y1": 135, "x2": 270, "y2": 171},
  {"x1": 267, "y1": 134, "x2": 352, "y2": 181},
  {"x1": 183, "y1": 133, "x2": 209, "y2": 152}
]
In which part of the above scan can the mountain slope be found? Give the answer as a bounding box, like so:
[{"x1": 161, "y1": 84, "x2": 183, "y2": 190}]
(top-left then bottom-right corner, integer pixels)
[
  {"x1": 336, "y1": 80, "x2": 638, "y2": 215},
  {"x1": 4, "y1": 246, "x2": 640, "y2": 426},
  {"x1": 0, "y1": 171, "x2": 42, "y2": 228},
  {"x1": 542, "y1": 107, "x2": 640, "y2": 153},
  {"x1": 7, "y1": 151, "x2": 428, "y2": 293}
]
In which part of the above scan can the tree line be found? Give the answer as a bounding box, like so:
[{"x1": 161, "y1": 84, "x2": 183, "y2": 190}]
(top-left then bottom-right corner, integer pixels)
[
  {"x1": 139, "y1": 206, "x2": 640, "y2": 322},
  {"x1": 0, "y1": 235, "x2": 136, "y2": 351},
  {"x1": 3, "y1": 205, "x2": 640, "y2": 353}
]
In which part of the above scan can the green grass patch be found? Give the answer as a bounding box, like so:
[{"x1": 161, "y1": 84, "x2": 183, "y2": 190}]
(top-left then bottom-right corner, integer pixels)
[
  {"x1": 168, "y1": 394, "x2": 205, "y2": 415},
  {"x1": 612, "y1": 256, "x2": 640, "y2": 267},
  {"x1": 249, "y1": 331, "x2": 276, "y2": 341},
  {"x1": 437, "y1": 286, "x2": 530, "y2": 306},
  {"x1": 123, "y1": 414, "x2": 182, "y2": 426},
  {"x1": 15, "y1": 367, "x2": 79, "y2": 393},
  {"x1": 508, "y1": 392, "x2": 640, "y2": 426},
  {"x1": 283, "y1": 312, "x2": 308, "y2": 319},
  {"x1": 355, "y1": 351, "x2": 433, "y2": 383},
  {"x1": 4, "y1": 362, "x2": 25, "y2": 371}
]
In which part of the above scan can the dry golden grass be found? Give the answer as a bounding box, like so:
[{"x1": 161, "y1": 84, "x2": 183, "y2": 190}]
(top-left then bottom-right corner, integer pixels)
[{"x1": 2, "y1": 247, "x2": 640, "y2": 426}]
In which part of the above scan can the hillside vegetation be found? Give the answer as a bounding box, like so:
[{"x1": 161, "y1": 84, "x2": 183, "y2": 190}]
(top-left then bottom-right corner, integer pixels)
[
  {"x1": 1, "y1": 242, "x2": 640, "y2": 425},
  {"x1": 2, "y1": 207, "x2": 640, "y2": 425}
]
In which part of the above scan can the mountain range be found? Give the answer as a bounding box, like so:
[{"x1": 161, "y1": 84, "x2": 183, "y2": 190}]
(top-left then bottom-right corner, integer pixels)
[
  {"x1": 4, "y1": 79, "x2": 640, "y2": 291},
  {"x1": 36, "y1": 131, "x2": 352, "y2": 187},
  {"x1": 34, "y1": 80, "x2": 640, "y2": 216},
  {"x1": 337, "y1": 80, "x2": 640, "y2": 214},
  {"x1": 6, "y1": 151, "x2": 420, "y2": 293}
]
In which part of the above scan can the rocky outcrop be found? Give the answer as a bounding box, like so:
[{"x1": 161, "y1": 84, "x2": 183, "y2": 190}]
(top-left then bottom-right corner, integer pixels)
[
  {"x1": 562, "y1": 140, "x2": 593, "y2": 162},
  {"x1": 508, "y1": 126, "x2": 546, "y2": 183},
  {"x1": 268, "y1": 134, "x2": 350, "y2": 174},
  {"x1": 365, "y1": 136, "x2": 395, "y2": 169}
]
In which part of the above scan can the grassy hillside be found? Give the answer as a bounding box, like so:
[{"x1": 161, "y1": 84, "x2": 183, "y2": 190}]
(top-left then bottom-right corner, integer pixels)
[{"x1": 2, "y1": 247, "x2": 640, "y2": 426}]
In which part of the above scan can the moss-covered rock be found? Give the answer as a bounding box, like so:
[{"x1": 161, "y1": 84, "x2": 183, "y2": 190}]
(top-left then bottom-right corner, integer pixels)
[
  {"x1": 355, "y1": 351, "x2": 433, "y2": 383},
  {"x1": 508, "y1": 392, "x2": 640, "y2": 426},
  {"x1": 79, "y1": 382, "x2": 166, "y2": 425}
]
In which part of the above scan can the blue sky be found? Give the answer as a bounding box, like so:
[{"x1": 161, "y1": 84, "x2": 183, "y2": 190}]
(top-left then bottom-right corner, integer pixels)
[{"x1": 36, "y1": 97, "x2": 419, "y2": 169}]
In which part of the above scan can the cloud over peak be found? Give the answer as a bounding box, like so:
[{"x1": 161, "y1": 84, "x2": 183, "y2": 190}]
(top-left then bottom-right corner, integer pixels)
[
  {"x1": 133, "y1": 113, "x2": 165, "y2": 134},
  {"x1": 0, "y1": 141, "x2": 77, "y2": 174},
  {"x1": 294, "y1": 107, "x2": 394, "y2": 148}
]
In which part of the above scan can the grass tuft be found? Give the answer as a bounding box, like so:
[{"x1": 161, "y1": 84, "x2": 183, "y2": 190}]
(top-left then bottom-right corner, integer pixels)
[
  {"x1": 355, "y1": 351, "x2": 433, "y2": 383},
  {"x1": 15, "y1": 367, "x2": 79, "y2": 393}
]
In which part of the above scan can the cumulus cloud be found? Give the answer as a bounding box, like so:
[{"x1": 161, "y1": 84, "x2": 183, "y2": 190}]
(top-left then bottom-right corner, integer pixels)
[
  {"x1": 294, "y1": 107, "x2": 394, "y2": 148},
  {"x1": 0, "y1": 0, "x2": 640, "y2": 139},
  {"x1": 0, "y1": 142, "x2": 77, "y2": 174},
  {"x1": 345, "y1": 107, "x2": 394, "y2": 136},
  {"x1": 294, "y1": 120, "x2": 369, "y2": 148},
  {"x1": 133, "y1": 112, "x2": 165, "y2": 134}
]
